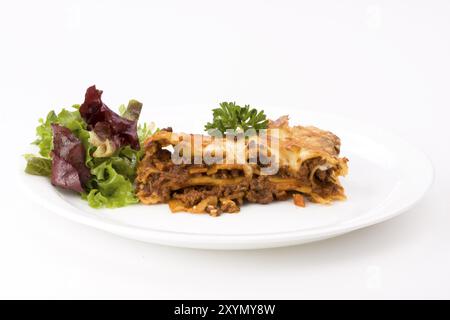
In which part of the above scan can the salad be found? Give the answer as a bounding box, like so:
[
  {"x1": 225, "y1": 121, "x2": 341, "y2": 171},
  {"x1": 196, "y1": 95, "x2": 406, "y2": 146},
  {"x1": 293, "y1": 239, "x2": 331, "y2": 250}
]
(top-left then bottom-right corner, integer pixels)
[{"x1": 24, "y1": 86, "x2": 156, "y2": 208}]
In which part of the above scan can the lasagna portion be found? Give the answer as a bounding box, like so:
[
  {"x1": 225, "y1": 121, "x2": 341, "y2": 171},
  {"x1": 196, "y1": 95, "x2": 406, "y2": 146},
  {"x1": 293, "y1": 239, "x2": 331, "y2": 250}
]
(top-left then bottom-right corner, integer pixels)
[{"x1": 136, "y1": 116, "x2": 348, "y2": 216}]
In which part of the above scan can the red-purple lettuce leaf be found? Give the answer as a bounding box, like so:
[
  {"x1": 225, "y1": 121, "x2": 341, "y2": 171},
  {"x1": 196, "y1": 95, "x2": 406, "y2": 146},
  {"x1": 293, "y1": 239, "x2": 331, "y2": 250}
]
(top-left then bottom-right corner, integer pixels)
[
  {"x1": 79, "y1": 86, "x2": 140, "y2": 151},
  {"x1": 51, "y1": 124, "x2": 91, "y2": 193}
]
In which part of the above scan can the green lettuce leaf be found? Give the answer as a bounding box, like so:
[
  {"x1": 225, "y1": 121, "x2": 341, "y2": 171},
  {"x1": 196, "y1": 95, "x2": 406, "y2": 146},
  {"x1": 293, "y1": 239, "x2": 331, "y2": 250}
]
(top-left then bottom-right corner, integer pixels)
[
  {"x1": 33, "y1": 111, "x2": 56, "y2": 158},
  {"x1": 84, "y1": 160, "x2": 138, "y2": 208},
  {"x1": 24, "y1": 155, "x2": 52, "y2": 176},
  {"x1": 33, "y1": 105, "x2": 89, "y2": 157}
]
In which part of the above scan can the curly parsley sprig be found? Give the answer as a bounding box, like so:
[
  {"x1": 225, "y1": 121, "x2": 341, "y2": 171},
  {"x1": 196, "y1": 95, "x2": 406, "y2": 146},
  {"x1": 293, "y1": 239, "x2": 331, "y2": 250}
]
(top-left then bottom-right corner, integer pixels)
[{"x1": 204, "y1": 102, "x2": 269, "y2": 134}]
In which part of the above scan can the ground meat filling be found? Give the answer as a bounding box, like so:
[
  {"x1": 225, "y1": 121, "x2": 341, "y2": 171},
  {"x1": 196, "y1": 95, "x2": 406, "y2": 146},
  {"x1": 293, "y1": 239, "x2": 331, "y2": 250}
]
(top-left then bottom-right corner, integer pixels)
[
  {"x1": 138, "y1": 142, "x2": 338, "y2": 213},
  {"x1": 142, "y1": 165, "x2": 192, "y2": 202},
  {"x1": 246, "y1": 176, "x2": 275, "y2": 204},
  {"x1": 172, "y1": 186, "x2": 244, "y2": 214}
]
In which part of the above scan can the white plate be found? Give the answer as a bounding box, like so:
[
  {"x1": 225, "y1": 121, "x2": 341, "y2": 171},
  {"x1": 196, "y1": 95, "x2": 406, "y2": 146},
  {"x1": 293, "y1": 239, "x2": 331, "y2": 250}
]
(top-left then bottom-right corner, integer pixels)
[{"x1": 20, "y1": 107, "x2": 434, "y2": 250}]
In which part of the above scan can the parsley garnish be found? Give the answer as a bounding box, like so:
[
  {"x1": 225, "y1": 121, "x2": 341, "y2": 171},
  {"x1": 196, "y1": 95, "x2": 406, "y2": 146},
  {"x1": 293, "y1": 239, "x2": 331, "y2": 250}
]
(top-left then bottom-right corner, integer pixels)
[{"x1": 204, "y1": 102, "x2": 269, "y2": 134}]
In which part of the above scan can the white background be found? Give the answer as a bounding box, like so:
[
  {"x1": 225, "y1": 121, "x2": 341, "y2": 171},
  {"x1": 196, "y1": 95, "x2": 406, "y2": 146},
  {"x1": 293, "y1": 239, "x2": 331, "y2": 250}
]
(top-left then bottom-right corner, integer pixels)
[{"x1": 1, "y1": 0, "x2": 449, "y2": 299}]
